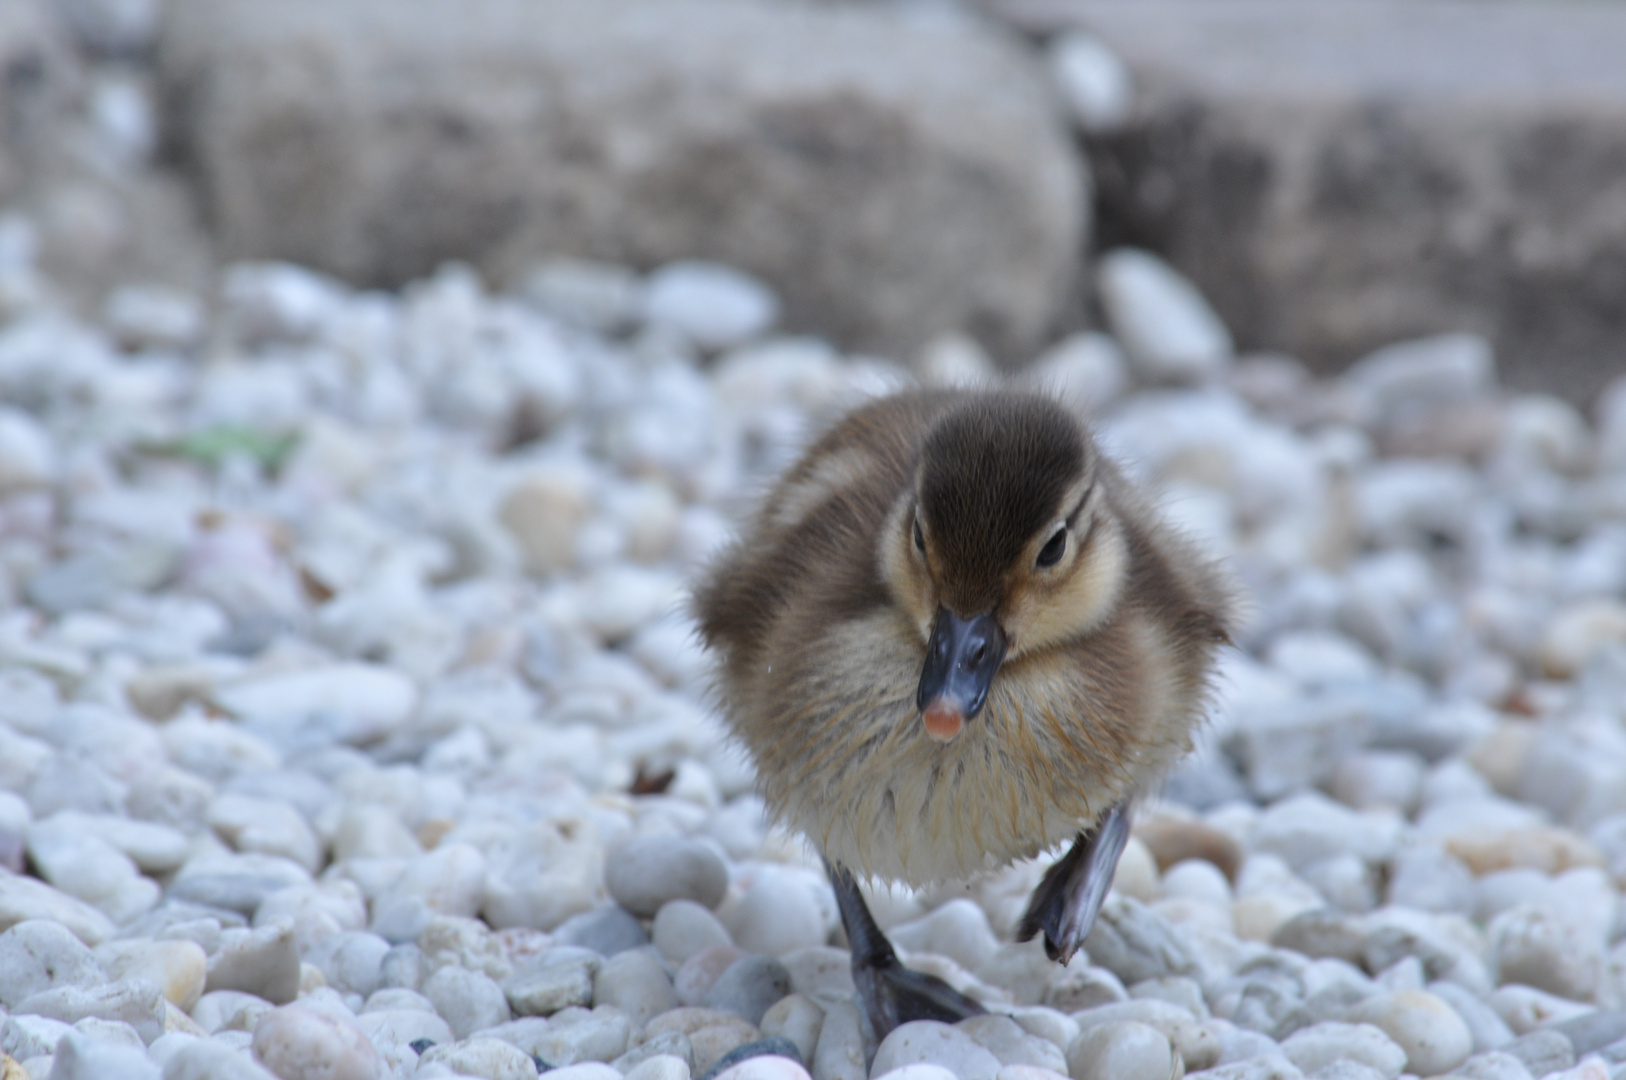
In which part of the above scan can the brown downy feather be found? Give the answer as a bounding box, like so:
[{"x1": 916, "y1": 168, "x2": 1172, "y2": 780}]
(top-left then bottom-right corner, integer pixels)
[{"x1": 694, "y1": 388, "x2": 1235, "y2": 886}]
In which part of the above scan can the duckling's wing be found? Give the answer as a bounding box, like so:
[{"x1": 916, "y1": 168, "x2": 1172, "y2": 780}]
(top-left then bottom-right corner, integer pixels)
[{"x1": 1015, "y1": 801, "x2": 1133, "y2": 964}]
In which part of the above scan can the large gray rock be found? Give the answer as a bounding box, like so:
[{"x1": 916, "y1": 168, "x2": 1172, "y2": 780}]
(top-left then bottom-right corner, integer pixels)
[
  {"x1": 158, "y1": 0, "x2": 1087, "y2": 362},
  {"x1": 996, "y1": 0, "x2": 1626, "y2": 402},
  {"x1": 0, "y1": 0, "x2": 79, "y2": 203}
]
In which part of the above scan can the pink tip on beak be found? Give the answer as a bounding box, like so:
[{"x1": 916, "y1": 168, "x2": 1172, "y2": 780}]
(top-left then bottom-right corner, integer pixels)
[{"x1": 922, "y1": 700, "x2": 965, "y2": 743}]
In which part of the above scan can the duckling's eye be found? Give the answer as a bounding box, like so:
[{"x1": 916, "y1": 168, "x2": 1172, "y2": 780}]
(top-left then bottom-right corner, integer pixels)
[
  {"x1": 1036, "y1": 528, "x2": 1067, "y2": 568},
  {"x1": 913, "y1": 519, "x2": 926, "y2": 554}
]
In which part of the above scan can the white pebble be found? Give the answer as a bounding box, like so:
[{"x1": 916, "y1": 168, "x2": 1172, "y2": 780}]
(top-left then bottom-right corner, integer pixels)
[
  {"x1": 873, "y1": 1021, "x2": 1002, "y2": 1080},
  {"x1": 1342, "y1": 989, "x2": 1472, "y2": 1075},
  {"x1": 1047, "y1": 32, "x2": 1133, "y2": 132},
  {"x1": 1280, "y1": 1022, "x2": 1407, "y2": 1080},
  {"x1": 251, "y1": 1003, "x2": 384, "y2": 1080},
  {"x1": 1065, "y1": 1020, "x2": 1178, "y2": 1080},
  {"x1": 1097, "y1": 248, "x2": 1232, "y2": 384},
  {"x1": 419, "y1": 1036, "x2": 539, "y2": 1079},
  {"x1": 645, "y1": 261, "x2": 779, "y2": 351}
]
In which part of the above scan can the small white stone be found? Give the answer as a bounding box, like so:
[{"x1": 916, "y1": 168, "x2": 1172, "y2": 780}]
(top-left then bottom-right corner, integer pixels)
[
  {"x1": 1486, "y1": 984, "x2": 1594, "y2": 1035},
  {"x1": 517, "y1": 258, "x2": 645, "y2": 332},
  {"x1": 712, "y1": 1058, "x2": 810, "y2": 1080},
  {"x1": 644, "y1": 261, "x2": 778, "y2": 350},
  {"x1": 994, "y1": 1067, "x2": 1068, "y2": 1080},
  {"x1": 96, "y1": 938, "x2": 208, "y2": 1012},
  {"x1": 575, "y1": 565, "x2": 684, "y2": 643},
  {"x1": 529, "y1": 1006, "x2": 632, "y2": 1066},
  {"x1": 205, "y1": 922, "x2": 301, "y2": 1005},
  {"x1": 872, "y1": 1067, "x2": 957, "y2": 1080},
  {"x1": 1498, "y1": 394, "x2": 1593, "y2": 475},
  {"x1": 1343, "y1": 333, "x2": 1494, "y2": 416},
  {"x1": 915, "y1": 334, "x2": 998, "y2": 389},
  {"x1": 213, "y1": 664, "x2": 418, "y2": 746},
  {"x1": 369, "y1": 842, "x2": 488, "y2": 941},
  {"x1": 1327, "y1": 753, "x2": 1425, "y2": 816},
  {"x1": 57, "y1": 813, "x2": 190, "y2": 875},
  {"x1": 1160, "y1": 860, "x2": 1233, "y2": 908},
  {"x1": 1097, "y1": 248, "x2": 1232, "y2": 384},
  {"x1": 1266, "y1": 631, "x2": 1379, "y2": 689},
  {"x1": 423, "y1": 964, "x2": 512, "y2": 1039},
  {"x1": 26, "y1": 804, "x2": 158, "y2": 922},
  {"x1": 192, "y1": 990, "x2": 274, "y2": 1035},
  {"x1": 2, "y1": 1013, "x2": 75, "y2": 1060},
  {"x1": 481, "y1": 822, "x2": 599, "y2": 932},
  {"x1": 1249, "y1": 793, "x2": 1400, "y2": 871},
  {"x1": 892, "y1": 900, "x2": 1001, "y2": 976},
  {"x1": 1023, "y1": 332, "x2": 1127, "y2": 414},
  {"x1": 760, "y1": 993, "x2": 825, "y2": 1064},
  {"x1": 1065, "y1": 1020, "x2": 1178, "y2": 1080},
  {"x1": 330, "y1": 804, "x2": 421, "y2": 862},
  {"x1": 547, "y1": 1064, "x2": 625, "y2": 1080},
  {"x1": 626, "y1": 1055, "x2": 693, "y2": 1080},
  {"x1": 594, "y1": 949, "x2": 680, "y2": 1025},
  {"x1": 0, "y1": 919, "x2": 105, "y2": 1008},
  {"x1": 1280, "y1": 1022, "x2": 1407, "y2": 1080},
  {"x1": 419, "y1": 1036, "x2": 539, "y2": 1079},
  {"x1": 1538, "y1": 600, "x2": 1626, "y2": 678},
  {"x1": 1342, "y1": 989, "x2": 1472, "y2": 1075},
  {"x1": 14, "y1": 976, "x2": 166, "y2": 1044},
  {"x1": 207, "y1": 794, "x2": 323, "y2": 873},
  {"x1": 719, "y1": 867, "x2": 828, "y2": 958},
  {"x1": 873, "y1": 1021, "x2": 1002, "y2": 1080},
  {"x1": 499, "y1": 472, "x2": 592, "y2": 577},
  {"x1": 1353, "y1": 459, "x2": 1480, "y2": 549},
  {"x1": 956, "y1": 1015, "x2": 1066, "y2": 1073},
  {"x1": 157, "y1": 1039, "x2": 282, "y2": 1080},
  {"x1": 102, "y1": 284, "x2": 203, "y2": 350},
  {"x1": 0, "y1": 408, "x2": 56, "y2": 493},
  {"x1": 306, "y1": 931, "x2": 391, "y2": 999},
  {"x1": 654, "y1": 899, "x2": 734, "y2": 965},
  {"x1": 1047, "y1": 31, "x2": 1133, "y2": 132},
  {"x1": 251, "y1": 1003, "x2": 384, "y2": 1080},
  {"x1": 606, "y1": 836, "x2": 729, "y2": 917},
  {"x1": 221, "y1": 261, "x2": 346, "y2": 342},
  {"x1": 44, "y1": 1029, "x2": 159, "y2": 1080},
  {"x1": 1489, "y1": 904, "x2": 1603, "y2": 1001}
]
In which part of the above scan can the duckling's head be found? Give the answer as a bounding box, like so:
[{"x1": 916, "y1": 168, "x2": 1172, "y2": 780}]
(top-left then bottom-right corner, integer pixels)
[{"x1": 880, "y1": 392, "x2": 1130, "y2": 742}]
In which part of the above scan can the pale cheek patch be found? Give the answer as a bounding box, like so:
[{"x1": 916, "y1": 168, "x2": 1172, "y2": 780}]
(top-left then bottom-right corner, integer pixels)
[
  {"x1": 877, "y1": 501, "x2": 936, "y2": 643},
  {"x1": 1007, "y1": 523, "x2": 1128, "y2": 657}
]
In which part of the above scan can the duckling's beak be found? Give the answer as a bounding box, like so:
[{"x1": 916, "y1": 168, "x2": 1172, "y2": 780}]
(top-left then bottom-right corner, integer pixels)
[{"x1": 916, "y1": 608, "x2": 1007, "y2": 742}]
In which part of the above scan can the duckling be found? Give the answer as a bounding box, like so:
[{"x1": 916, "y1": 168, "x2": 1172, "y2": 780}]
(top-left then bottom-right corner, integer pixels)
[{"x1": 694, "y1": 388, "x2": 1235, "y2": 1037}]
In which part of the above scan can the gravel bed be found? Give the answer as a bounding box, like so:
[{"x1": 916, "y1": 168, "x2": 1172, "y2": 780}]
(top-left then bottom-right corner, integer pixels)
[{"x1": 0, "y1": 221, "x2": 1625, "y2": 1080}]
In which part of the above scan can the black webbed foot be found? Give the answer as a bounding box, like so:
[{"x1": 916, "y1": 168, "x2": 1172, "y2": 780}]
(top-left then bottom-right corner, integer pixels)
[
  {"x1": 826, "y1": 861, "x2": 987, "y2": 1039},
  {"x1": 1016, "y1": 802, "x2": 1133, "y2": 964}
]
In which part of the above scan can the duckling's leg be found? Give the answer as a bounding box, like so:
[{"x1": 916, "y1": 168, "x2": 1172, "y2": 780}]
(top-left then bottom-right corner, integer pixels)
[
  {"x1": 826, "y1": 861, "x2": 987, "y2": 1038},
  {"x1": 1016, "y1": 801, "x2": 1133, "y2": 964}
]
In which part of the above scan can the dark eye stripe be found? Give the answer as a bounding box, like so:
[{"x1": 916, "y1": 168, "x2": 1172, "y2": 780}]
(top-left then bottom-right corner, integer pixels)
[
  {"x1": 913, "y1": 518, "x2": 925, "y2": 553},
  {"x1": 1063, "y1": 485, "x2": 1093, "y2": 529}
]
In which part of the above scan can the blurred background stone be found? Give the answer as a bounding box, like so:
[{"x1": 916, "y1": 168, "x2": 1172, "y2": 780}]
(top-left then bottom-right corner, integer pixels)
[
  {"x1": 991, "y1": 0, "x2": 1626, "y2": 403},
  {"x1": 157, "y1": 0, "x2": 1087, "y2": 365}
]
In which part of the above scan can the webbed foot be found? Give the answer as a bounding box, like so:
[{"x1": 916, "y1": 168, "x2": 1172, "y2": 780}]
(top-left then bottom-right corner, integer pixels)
[
  {"x1": 1015, "y1": 801, "x2": 1133, "y2": 964},
  {"x1": 827, "y1": 861, "x2": 987, "y2": 1039}
]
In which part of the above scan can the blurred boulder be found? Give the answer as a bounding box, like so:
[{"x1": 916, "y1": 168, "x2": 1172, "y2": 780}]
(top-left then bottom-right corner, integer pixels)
[
  {"x1": 0, "y1": 0, "x2": 80, "y2": 203},
  {"x1": 998, "y1": 0, "x2": 1626, "y2": 403},
  {"x1": 158, "y1": 0, "x2": 1087, "y2": 362}
]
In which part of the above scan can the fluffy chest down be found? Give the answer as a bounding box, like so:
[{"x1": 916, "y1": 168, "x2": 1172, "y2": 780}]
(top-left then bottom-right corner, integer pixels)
[{"x1": 730, "y1": 609, "x2": 1195, "y2": 887}]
